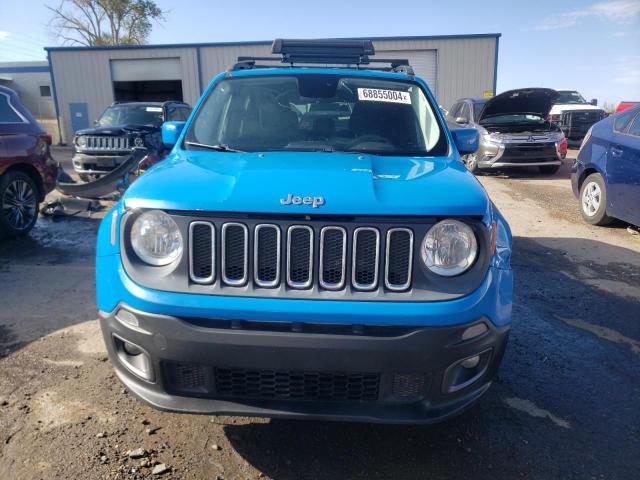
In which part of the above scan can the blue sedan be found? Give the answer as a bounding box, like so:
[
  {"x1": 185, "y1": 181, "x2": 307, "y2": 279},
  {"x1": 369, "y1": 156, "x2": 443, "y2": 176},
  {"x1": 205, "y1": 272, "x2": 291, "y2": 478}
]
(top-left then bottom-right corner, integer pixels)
[{"x1": 571, "y1": 105, "x2": 640, "y2": 226}]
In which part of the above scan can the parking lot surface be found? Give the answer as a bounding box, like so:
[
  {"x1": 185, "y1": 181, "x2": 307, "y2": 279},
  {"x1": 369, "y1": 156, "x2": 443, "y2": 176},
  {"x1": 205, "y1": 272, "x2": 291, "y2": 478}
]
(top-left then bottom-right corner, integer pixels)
[{"x1": 1, "y1": 150, "x2": 639, "y2": 479}]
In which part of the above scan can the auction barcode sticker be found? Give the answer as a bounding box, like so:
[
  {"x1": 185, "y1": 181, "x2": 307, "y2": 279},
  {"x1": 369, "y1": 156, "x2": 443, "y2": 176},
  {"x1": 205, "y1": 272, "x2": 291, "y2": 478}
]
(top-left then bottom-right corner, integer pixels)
[{"x1": 357, "y1": 88, "x2": 411, "y2": 104}]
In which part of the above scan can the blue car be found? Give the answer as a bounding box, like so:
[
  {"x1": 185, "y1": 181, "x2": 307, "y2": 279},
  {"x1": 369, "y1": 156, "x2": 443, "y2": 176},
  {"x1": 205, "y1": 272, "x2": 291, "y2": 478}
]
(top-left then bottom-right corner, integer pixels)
[
  {"x1": 572, "y1": 105, "x2": 640, "y2": 226},
  {"x1": 96, "y1": 39, "x2": 513, "y2": 423}
]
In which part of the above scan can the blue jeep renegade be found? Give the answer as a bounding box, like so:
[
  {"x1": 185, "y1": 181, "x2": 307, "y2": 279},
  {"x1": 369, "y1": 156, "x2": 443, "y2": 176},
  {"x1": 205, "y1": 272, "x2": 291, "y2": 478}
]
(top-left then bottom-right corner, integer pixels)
[{"x1": 96, "y1": 39, "x2": 513, "y2": 423}]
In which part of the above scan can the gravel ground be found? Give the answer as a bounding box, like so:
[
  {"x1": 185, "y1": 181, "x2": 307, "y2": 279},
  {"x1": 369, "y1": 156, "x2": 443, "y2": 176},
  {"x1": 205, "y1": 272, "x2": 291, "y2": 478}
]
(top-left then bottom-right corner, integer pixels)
[{"x1": 0, "y1": 150, "x2": 639, "y2": 479}]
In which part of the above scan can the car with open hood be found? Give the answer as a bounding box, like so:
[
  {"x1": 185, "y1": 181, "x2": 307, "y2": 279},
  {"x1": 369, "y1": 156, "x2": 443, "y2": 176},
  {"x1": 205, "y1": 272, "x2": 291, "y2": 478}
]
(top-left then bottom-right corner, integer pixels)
[
  {"x1": 95, "y1": 39, "x2": 513, "y2": 424},
  {"x1": 72, "y1": 101, "x2": 191, "y2": 182},
  {"x1": 447, "y1": 88, "x2": 568, "y2": 174}
]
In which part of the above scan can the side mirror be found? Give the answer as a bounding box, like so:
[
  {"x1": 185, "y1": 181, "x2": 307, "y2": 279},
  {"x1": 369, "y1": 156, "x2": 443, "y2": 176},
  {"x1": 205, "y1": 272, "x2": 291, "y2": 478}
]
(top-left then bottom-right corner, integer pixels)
[
  {"x1": 93, "y1": 120, "x2": 99, "y2": 126},
  {"x1": 590, "y1": 98, "x2": 598, "y2": 106},
  {"x1": 455, "y1": 116, "x2": 468, "y2": 125},
  {"x1": 162, "y1": 121, "x2": 186, "y2": 148},
  {"x1": 451, "y1": 128, "x2": 479, "y2": 155}
]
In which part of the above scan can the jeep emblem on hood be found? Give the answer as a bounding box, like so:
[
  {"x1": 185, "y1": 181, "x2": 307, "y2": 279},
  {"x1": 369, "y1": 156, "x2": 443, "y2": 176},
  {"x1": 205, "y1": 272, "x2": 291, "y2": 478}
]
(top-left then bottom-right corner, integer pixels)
[{"x1": 280, "y1": 193, "x2": 325, "y2": 208}]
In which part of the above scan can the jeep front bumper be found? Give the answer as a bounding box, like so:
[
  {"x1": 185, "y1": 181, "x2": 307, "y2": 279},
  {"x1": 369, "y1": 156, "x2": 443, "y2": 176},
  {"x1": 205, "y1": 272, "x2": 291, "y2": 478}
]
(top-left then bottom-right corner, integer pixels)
[
  {"x1": 72, "y1": 152, "x2": 131, "y2": 174},
  {"x1": 100, "y1": 304, "x2": 509, "y2": 424}
]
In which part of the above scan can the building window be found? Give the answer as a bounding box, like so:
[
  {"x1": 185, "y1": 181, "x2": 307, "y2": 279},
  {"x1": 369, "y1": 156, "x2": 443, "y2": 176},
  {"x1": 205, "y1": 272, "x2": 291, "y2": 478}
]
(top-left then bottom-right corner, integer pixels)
[{"x1": 40, "y1": 85, "x2": 51, "y2": 97}]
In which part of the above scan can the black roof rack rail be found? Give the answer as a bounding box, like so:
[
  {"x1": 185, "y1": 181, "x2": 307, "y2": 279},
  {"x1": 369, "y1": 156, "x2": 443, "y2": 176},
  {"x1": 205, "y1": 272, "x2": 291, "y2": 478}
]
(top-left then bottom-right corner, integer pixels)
[{"x1": 227, "y1": 38, "x2": 414, "y2": 75}]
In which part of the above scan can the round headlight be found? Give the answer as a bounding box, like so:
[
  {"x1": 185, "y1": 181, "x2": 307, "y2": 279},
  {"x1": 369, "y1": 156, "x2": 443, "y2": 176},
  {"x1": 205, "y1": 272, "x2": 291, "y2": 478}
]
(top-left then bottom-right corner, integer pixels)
[
  {"x1": 130, "y1": 210, "x2": 182, "y2": 266},
  {"x1": 77, "y1": 136, "x2": 87, "y2": 147},
  {"x1": 134, "y1": 136, "x2": 145, "y2": 147},
  {"x1": 421, "y1": 219, "x2": 478, "y2": 276}
]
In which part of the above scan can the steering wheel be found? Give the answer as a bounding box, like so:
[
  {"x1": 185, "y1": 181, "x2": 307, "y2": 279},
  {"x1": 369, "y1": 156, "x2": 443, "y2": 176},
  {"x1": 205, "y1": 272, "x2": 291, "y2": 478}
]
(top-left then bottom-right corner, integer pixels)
[{"x1": 347, "y1": 134, "x2": 392, "y2": 149}]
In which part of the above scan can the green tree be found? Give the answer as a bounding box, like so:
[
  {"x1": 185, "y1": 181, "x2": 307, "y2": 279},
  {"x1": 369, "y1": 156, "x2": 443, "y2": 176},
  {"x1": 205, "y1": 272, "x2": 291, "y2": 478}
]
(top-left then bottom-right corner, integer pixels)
[{"x1": 47, "y1": 0, "x2": 164, "y2": 46}]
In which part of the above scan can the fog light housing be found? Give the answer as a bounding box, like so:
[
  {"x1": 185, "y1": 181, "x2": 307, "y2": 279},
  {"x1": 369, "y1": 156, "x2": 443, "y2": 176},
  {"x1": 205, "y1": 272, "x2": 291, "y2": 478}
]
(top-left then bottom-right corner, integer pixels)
[
  {"x1": 442, "y1": 349, "x2": 493, "y2": 394},
  {"x1": 113, "y1": 335, "x2": 154, "y2": 382}
]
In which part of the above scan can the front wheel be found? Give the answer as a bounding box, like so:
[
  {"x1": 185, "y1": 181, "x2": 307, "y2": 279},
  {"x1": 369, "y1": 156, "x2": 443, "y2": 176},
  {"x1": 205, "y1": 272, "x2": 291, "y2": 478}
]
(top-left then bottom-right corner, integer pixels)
[
  {"x1": 539, "y1": 164, "x2": 560, "y2": 175},
  {"x1": 0, "y1": 171, "x2": 39, "y2": 239},
  {"x1": 579, "y1": 173, "x2": 614, "y2": 226}
]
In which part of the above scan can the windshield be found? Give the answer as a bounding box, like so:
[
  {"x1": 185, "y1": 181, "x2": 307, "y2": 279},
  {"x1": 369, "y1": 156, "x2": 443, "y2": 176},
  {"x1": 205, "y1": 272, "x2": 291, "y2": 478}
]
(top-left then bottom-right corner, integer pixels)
[
  {"x1": 480, "y1": 114, "x2": 545, "y2": 125},
  {"x1": 184, "y1": 74, "x2": 447, "y2": 156},
  {"x1": 556, "y1": 91, "x2": 588, "y2": 105},
  {"x1": 97, "y1": 104, "x2": 164, "y2": 127}
]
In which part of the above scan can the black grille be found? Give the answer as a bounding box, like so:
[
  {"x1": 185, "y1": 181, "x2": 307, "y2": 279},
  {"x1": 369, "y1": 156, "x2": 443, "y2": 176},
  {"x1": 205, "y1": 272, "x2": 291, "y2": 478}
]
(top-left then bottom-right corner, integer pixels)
[
  {"x1": 320, "y1": 227, "x2": 346, "y2": 289},
  {"x1": 190, "y1": 223, "x2": 214, "y2": 282},
  {"x1": 222, "y1": 224, "x2": 247, "y2": 285},
  {"x1": 288, "y1": 226, "x2": 313, "y2": 287},
  {"x1": 215, "y1": 367, "x2": 380, "y2": 402},
  {"x1": 187, "y1": 220, "x2": 417, "y2": 293},
  {"x1": 386, "y1": 229, "x2": 413, "y2": 290},
  {"x1": 353, "y1": 228, "x2": 379, "y2": 289},
  {"x1": 164, "y1": 363, "x2": 211, "y2": 394},
  {"x1": 255, "y1": 225, "x2": 280, "y2": 286}
]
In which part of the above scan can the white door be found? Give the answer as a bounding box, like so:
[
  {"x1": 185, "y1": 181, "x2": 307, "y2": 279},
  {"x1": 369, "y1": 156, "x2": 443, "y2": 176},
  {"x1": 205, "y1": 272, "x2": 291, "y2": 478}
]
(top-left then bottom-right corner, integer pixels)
[{"x1": 110, "y1": 58, "x2": 182, "y2": 82}]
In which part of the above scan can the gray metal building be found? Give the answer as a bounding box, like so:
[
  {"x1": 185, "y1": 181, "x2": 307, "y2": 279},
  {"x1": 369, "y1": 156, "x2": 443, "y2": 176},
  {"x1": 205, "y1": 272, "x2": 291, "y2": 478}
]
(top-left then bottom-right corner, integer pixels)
[{"x1": 46, "y1": 34, "x2": 500, "y2": 144}]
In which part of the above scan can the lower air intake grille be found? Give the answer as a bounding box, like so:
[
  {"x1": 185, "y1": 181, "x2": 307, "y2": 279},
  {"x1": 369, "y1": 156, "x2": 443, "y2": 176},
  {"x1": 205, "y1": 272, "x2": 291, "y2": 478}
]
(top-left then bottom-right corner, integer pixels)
[{"x1": 215, "y1": 367, "x2": 380, "y2": 402}]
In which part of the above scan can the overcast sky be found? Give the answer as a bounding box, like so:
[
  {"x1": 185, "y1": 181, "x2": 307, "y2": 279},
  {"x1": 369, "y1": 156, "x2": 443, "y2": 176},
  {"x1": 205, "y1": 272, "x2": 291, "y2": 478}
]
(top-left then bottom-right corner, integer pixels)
[{"x1": 1, "y1": 0, "x2": 639, "y2": 106}]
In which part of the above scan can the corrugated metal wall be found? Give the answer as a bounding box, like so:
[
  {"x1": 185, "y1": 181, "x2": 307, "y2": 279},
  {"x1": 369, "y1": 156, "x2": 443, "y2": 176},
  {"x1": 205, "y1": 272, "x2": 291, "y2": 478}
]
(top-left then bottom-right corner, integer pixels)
[
  {"x1": 50, "y1": 36, "x2": 497, "y2": 144},
  {"x1": 50, "y1": 47, "x2": 200, "y2": 143}
]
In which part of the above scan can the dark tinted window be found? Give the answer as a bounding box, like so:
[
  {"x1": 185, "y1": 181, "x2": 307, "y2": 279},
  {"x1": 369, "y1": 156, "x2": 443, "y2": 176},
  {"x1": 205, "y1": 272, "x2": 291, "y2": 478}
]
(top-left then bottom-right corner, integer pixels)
[
  {"x1": 614, "y1": 108, "x2": 637, "y2": 133},
  {"x1": 0, "y1": 93, "x2": 25, "y2": 123},
  {"x1": 167, "y1": 106, "x2": 191, "y2": 121},
  {"x1": 97, "y1": 104, "x2": 164, "y2": 127},
  {"x1": 449, "y1": 102, "x2": 461, "y2": 118},
  {"x1": 39, "y1": 85, "x2": 51, "y2": 97},
  {"x1": 472, "y1": 100, "x2": 488, "y2": 122},
  {"x1": 627, "y1": 113, "x2": 640, "y2": 137}
]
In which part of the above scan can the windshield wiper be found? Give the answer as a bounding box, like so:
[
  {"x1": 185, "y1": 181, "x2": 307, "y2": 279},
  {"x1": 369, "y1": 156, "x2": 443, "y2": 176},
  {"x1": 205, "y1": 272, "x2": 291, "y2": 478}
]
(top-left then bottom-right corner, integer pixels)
[{"x1": 185, "y1": 141, "x2": 244, "y2": 152}]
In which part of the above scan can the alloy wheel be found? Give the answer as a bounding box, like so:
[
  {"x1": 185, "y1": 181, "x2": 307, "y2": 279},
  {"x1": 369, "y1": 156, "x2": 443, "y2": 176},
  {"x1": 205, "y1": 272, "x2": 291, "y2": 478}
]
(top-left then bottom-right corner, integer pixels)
[
  {"x1": 2, "y1": 178, "x2": 37, "y2": 230},
  {"x1": 581, "y1": 181, "x2": 601, "y2": 217}
]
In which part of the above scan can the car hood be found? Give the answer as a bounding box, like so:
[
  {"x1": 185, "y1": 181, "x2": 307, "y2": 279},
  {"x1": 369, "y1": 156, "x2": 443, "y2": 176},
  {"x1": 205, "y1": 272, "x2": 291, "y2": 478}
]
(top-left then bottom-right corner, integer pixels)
[
  {"x1": 122, "y1": 151, "x2": 489, "y2": 216},
  {"x1": 75, "y1": 124, "x2": 160, "y2": 136},
  {"x1": 479, "y1": 88, "x2": 559, "y2": 122}
]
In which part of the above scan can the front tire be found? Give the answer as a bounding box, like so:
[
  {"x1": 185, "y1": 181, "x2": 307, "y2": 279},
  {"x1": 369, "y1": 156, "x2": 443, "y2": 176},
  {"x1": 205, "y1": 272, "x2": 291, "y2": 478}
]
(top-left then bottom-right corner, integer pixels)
[
  {"x1": 539, "y1": 164, "x2": 560, "y2": 175},
  {"x1": 0, "y1": 171, "x2": 39, "y2": 239},
  {"x1": 579, "y1": 173, "x2": 613, "y2": 226}
]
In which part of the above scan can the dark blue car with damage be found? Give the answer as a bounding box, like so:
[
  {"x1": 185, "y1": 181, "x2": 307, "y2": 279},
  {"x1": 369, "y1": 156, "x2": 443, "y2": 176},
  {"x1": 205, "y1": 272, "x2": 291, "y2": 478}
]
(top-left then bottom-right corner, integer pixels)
[{"x1": 572, "y1": 105, "x2": 640, "y2": 227}]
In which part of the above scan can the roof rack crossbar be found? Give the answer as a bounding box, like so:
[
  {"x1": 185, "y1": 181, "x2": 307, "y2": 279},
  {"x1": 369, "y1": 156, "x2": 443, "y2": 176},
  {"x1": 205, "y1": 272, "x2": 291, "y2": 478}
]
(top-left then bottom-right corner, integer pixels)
[{"x1": 228, "y1": 39, "x2": 415, "y2": 74}]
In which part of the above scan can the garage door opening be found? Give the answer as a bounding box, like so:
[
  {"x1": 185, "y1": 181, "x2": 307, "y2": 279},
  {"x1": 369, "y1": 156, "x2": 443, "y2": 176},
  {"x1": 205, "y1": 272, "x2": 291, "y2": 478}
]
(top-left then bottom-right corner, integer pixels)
[{"x1": 113, "y1": 80, "x2": 183, "y2": 102}]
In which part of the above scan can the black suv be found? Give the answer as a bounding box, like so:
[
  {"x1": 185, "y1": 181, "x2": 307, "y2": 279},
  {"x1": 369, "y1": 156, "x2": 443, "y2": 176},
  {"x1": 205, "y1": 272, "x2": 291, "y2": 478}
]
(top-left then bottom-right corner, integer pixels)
[{"x1": 72, "y1": 101, "x2": 191, "y2": 181}]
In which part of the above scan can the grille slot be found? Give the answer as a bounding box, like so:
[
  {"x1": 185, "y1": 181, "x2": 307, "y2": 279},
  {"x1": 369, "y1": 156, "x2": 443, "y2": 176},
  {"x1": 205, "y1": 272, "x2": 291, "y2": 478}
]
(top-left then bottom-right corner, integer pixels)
[
  {"x1": 221, "y1": 223, "x2": 248, "y2": 286},
  {"x1": 319, "y1": 227, "x2": 347, "y2": 290},
  {"x1": 254, "y1": 224, "x2": 281, "y2": 288},
  {"x1": 352, "y1": 227, "x2": 380, "y2": 290},
  {"x1": 189, "y1": 222, "x2": 215, "y2": 284},
  {"x1": 287, "y1": 225, "x2": 314, "y2": 289},
  {"x1": 215, "y1": 367, "x2": 380, "y2": 402},
  {"x1": 385, "y1": 228, "x2": 414, "y2": 291}
]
